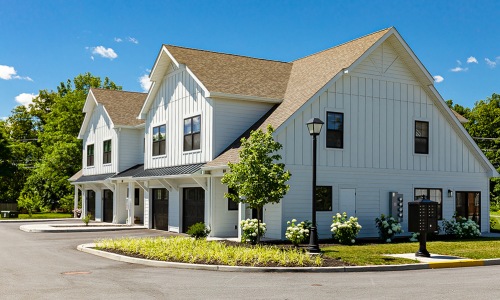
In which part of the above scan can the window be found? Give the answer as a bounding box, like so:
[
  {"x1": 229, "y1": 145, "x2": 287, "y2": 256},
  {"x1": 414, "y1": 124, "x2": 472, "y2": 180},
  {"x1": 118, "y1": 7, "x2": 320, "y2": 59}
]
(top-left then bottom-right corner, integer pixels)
[
  {"x1": 315, "y1": 186, "x2": 332, "y2": 211},
  {"x1": 86, "y1": 144, "x2": 94, "y2": 167},
  {"x1": 184, "y1": 115, "x2": 201, "y2": 151},
  {"x1": 103, "y1": 140, "x2": 111, "y2": 164},
  {"x1": 152, "y1": 125, "x2": 166, "y2": 156},
  {"x1": 326, "y1": 112, "x2": 343, "y2": 148},
  {"x1": 134, "y1": 188, "x2": 140, "y2": 206},
  {"x1": 227, "y1": 187, "x2": 238, "y2": 211},
  {"x1": 415, "y1": 121, "x2": 429, "y2": 154},
  {"x1": 414, "y1": 188, "x2": 442, "y2": 220}
]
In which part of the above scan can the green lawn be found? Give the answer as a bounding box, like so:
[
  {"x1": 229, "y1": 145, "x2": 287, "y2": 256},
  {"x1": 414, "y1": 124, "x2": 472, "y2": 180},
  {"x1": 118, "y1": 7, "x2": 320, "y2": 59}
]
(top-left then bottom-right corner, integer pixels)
[
  {"x1": 322, "y1": 238, "x2": 500, "y2": 266},
  {"x1": 491, "y1": 211, "x2": 500, "y2": 231},
  {"x1": 17, "y1": 212, "x2": 73, "y2": 219}
]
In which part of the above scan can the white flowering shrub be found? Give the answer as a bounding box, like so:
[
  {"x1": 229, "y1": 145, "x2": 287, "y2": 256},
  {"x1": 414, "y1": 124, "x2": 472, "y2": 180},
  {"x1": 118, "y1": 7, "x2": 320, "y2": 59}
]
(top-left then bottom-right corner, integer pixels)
[
  {"x1": 330, "y1": 212, "x2": 362, "y2": 245},
  {"x1": 285, "y1": 219, "x2": 311, "y2": 246},
  {"x1": 442, "y1": 215, "x2": 481, "y2": 238},
  {"x1": 375, "y1": 214, "x2": 403, "y2": 243},
  {"x1": 240, "y1": 218, "x2": 266, "y2": 244}
]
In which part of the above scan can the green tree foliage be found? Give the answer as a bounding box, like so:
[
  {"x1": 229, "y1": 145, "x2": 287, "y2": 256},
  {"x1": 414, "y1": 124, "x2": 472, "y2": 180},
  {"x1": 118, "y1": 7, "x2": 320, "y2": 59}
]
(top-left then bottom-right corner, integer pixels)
[
  {"x1": 446, "y1": 99, "x2": 471, "y2": 119},
  {"x1": 461, "y1": 93, "x2": 500, "y2": 208},
  {"x1": 221, "y1": 125, "x2": 291, "y2": 242},
  {"x1": 20, "y1": 73, "x2": 121, "y2": 209}
]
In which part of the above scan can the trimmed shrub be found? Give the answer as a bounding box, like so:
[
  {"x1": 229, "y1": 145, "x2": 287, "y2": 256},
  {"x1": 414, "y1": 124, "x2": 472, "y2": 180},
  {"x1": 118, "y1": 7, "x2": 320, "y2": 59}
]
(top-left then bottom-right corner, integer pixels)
[{"x1": 187, "y1": 222, "x2": 211, "y2": 239}]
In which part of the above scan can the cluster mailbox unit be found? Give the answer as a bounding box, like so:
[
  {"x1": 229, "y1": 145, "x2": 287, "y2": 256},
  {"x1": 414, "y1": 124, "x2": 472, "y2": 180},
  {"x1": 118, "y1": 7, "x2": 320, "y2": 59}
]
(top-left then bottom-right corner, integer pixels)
[{"x1": 408, "y1": 198, "x2": 438, "y2": 257}]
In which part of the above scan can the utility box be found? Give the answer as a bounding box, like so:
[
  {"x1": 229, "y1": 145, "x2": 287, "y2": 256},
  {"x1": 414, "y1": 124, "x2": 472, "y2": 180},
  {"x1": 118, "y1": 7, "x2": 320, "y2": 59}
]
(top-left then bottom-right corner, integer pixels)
[
  {"x1": 1, "y1": 211, "x2": 19, "y2": 218},
  {"x1": 408, "y1": 198, "x2": 438, "y2": 233},
  {"x1": 390, "y1": 192, "x2": 404, "y2": 222}
]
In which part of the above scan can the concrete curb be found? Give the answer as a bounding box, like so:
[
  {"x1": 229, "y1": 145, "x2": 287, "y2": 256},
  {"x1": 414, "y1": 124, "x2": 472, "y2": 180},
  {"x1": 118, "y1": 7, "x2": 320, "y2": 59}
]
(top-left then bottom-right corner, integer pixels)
[
  {"x1": 0, "y1": 218, "x2": 77, "y2": 223},
  {"x1": 77, "y1": 243, "x2": 438, "y2": 273},
  {"x1": 20, "y1": 225, "x2": 147, "y2": 233}
]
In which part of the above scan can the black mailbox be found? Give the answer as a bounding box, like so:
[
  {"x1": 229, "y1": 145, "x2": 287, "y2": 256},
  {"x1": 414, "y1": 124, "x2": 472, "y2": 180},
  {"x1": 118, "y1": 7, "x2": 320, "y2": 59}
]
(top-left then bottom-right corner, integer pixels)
[
  {"x1": 408, "y1": 198, "x2": 438, "y2": 257},
  {"x1": 408, "y1": 198, "x2": 438, "y2": 233}
]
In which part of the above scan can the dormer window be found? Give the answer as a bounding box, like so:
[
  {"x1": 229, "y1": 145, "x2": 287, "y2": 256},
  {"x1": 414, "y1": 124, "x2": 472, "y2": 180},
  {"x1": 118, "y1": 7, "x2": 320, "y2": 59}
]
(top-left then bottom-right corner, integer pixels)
[
  {"x1": 153, "y1": 125, "x2": 166, "y2": 156},
  {"x1": 87, "y1": 144, "x2": 94, "y2": 167},
  {"x1": 103, "y1": 139, "x2": 112, "y2": 164},
  {"x1": 184, "y1": 115, "x2": 201, "y2": 151}
]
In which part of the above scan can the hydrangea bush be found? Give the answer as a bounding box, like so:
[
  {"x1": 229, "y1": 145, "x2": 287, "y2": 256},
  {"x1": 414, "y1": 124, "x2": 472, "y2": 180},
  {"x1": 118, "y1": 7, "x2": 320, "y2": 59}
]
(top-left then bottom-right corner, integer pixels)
[
  {"x1": 375, "y1": 214, "x2": 403, "y2": 243},
  {"x1": 330, "y1": 212, "x2": 362, "y2": 245},
  {"x1": 285, "y1": 219, "x2": 311, "y2": 246},
  {"x1": 240, "y1": 218, "x2": 266, "y2": 244},
  {"x1": 442, "y1": 214, "x2": 481, "y2": 238}
]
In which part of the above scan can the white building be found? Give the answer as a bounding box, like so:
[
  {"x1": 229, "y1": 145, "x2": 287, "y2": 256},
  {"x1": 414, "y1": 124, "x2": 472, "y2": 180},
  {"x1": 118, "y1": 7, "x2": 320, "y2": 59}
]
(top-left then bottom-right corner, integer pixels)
[{"x1": 71, "y1": 27, "x2": 497, "y2": 239}]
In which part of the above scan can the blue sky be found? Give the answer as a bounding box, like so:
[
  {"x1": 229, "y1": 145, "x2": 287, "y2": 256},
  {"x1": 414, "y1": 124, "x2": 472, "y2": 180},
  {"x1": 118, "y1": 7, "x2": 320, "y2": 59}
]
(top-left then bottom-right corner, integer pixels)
[{"x1": 1, "y1": 0, "x2": 499, "y2": 118}]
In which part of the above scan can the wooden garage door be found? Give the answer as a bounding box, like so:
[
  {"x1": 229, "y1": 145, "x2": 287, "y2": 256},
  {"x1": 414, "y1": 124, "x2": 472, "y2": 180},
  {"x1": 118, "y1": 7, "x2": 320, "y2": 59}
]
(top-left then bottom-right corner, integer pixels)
[
  {"x1": 152, "y1": 188, "x2": 169, "y2": 231},
  {"x1": 182, "y1": 187, "x2": 205, "y2": 233}
]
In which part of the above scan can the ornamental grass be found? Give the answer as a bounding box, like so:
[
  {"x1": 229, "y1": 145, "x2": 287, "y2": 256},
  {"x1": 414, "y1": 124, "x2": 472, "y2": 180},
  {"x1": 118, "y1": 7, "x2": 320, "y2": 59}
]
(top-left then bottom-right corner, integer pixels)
[{"x1": 96, "y1": 236, "x2": 322, "y2": 267}]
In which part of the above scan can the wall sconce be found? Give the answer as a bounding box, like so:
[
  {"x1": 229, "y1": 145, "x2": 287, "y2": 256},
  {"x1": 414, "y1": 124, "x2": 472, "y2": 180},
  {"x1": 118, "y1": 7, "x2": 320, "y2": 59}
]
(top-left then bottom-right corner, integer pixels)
[{"x1": 448, "y1": 189, "x2": 453, "y2": 197}]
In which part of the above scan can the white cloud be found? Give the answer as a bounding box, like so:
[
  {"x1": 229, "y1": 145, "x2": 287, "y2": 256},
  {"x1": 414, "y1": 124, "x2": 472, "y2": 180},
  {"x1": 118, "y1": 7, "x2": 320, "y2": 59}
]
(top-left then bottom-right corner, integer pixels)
[
  {"x1": 15, "y1": 93, "x2": 37, "y2": 107},
  {"x1": 456, "y1": 60, "x2": 462, "y2": 65},
  {"x1": 114, "y1": 37, "x2": 123, "y2": 42},
  {"x1": 451, "y1": 66, "x2": 468, "y2": 72},
  {"x1": 90, "y1": 55, "x2": 94, "y2": 61},
  {"x1": 433, "y1": 75, "x2": 444, "y2": 83},
  {"x1": 0, "y1": 65, "x2": 33, "y2": 81},
  {"x1": 139, "y1": 74, "x2": 152, "y2": 92},
  {"x1": 92, "y1": 46, "x2": 118, "y2": 59},
  {"x1": 467, "y1": 56, "x2": 478, "y2": 64},
  {"x1": 485, "y1": 58, "x2": 497, "y2": 68},
  {"x1": 128, "y1": 37, "x2": 139, "y2": 44}
]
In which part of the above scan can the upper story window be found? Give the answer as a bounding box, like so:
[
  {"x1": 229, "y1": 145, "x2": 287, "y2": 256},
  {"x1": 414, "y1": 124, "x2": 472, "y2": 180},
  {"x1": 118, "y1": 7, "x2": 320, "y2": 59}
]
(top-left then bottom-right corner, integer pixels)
[
  {"x1": 152, "y1": 124, "x2": 166, "y2": 156},
  {"x1": 415, "y1": 121, "x2": 429, "y2": 154},
  {"x1": 315, "y1": 186, "x2": 332, "y2": 211},
  {"x1": 86, "y1": 144, "x2": 94, "y2": 167},
  {"x1": 415, "y1": 188, "x2": 442, "y2": 220},
  {"x1": 184, "y1": 115, "x2": 201, "y2": 151},
  {"x1": 103, "y1": 139, "x2": 112, "y2": 164},
  {"x1": 326, "y1": 112, "x2": 343, "y2": 149}
]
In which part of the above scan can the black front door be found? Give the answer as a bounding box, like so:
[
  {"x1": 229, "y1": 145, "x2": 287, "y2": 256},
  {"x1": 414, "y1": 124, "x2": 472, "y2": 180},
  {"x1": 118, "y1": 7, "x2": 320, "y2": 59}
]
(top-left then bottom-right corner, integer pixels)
[
  {"x1": 86, "y1": 190, "x2": 96, "y2": 220},
  {"x1": 103, "y1": 189, "x2": 113, "y2": 222},
  {"x1": 182, "y1": 187, "x2": 205, "y2": 232},
  {"x1": 152, "y1": 188, "x2": 169, "y2": 230},
  {"x1": 456, "y1": 192, "x2": 481, "y2": 227}
]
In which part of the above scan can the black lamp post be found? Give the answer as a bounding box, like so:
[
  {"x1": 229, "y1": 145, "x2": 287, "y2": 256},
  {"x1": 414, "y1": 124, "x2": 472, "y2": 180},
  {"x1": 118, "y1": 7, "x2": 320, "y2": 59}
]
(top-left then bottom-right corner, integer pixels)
[{"x1": 306, "y1": 117, "x2": 324, "y2": 254}]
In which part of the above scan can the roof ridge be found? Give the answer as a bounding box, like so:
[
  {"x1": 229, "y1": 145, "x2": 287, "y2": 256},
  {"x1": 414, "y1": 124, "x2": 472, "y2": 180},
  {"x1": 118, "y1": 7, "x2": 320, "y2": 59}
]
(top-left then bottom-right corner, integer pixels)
[
  {"x1": 92, "y1": 88, "x2": 147, "y2": 95},
  {"x1": 292, "y1": 27, "x2": 393, "y2": 62},
  {"x1": 164, "y1": 44, "x2": 291, "y2": 65}
]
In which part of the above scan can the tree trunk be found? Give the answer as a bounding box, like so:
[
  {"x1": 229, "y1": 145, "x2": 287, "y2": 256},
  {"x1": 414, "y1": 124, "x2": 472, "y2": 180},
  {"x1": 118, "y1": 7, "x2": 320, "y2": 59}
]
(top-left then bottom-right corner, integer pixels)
[{"x1": 256, "y1": 207, "x2": 261, "y2": 244}]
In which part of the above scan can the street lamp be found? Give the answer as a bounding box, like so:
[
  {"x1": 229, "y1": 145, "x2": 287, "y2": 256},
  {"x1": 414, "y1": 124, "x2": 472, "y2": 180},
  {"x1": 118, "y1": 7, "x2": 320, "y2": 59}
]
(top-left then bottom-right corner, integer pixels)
[{"x1": 306, "y1": 117, "x2": 324, "y2": 253}]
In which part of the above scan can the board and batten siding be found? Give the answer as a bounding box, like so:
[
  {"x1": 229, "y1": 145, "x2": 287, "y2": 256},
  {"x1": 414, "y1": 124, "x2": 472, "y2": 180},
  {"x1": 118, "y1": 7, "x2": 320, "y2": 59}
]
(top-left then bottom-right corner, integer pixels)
[
  {"x1": 270, "y1": 40, "x2": 491, "y2": 238},
  {"x1": 211, "y1": 177, "x2": 239, "y2": 237},
  {"x1": 117, "y1": 128, "x2": 144, "y2": 172},
  {"x1": 82, "y1": 104, "x2": 117, "y2": 176},
  {"x1": 145, "y1": 67, "x2": 213, "y2": 169},
  {"x1": 212, "y1": 98, "x2": 274, "y2": 157}
]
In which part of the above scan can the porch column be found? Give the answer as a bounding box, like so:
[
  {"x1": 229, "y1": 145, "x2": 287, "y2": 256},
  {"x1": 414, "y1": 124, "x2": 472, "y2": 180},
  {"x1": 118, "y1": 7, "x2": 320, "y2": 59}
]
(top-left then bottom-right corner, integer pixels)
[
  {"x1": 73, "y1": 185, "x2": 79, "y2": 218},
  {"x1": 238, "y1": 202, "x2": 246, "y2": 241},
  {"x1": 128, "y1": 182, "x2": 135, "y2": 225},
  {"x1": 82, "y1": 188, "x2": 87, "y2": 217}
]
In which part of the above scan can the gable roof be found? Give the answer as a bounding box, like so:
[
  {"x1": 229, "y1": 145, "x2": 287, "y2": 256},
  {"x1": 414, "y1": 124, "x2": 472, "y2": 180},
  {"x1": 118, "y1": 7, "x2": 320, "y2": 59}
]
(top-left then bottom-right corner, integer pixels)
[
  {"x1": 78, "y1": 89, "x2": 147, "y2": 139},
  {"x1": 206, "y1": 28, "x2": 391, "y2": 167}
]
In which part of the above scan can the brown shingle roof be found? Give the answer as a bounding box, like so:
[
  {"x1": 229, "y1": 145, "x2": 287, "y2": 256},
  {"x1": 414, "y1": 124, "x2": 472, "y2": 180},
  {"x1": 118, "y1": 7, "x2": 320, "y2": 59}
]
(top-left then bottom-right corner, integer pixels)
[
  {"x1": 205, "y1": 28, "x2": 391, "y2": 167},
  {"x1": 91, "y1": 89, "x2": 147, "y2": 127},
  {"x1": 165, "y1": 45, "x2": 292, "y2": 100}
]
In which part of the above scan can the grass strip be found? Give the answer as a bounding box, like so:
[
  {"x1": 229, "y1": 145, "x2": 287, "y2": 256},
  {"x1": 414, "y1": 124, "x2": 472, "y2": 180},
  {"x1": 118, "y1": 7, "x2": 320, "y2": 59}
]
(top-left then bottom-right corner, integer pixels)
[
  {"x1": 17, "y1": 213, "x2": 73, "y2": 219},
  {"x1": 96, "y1": 236, "x2": 322, "y2": 267}
]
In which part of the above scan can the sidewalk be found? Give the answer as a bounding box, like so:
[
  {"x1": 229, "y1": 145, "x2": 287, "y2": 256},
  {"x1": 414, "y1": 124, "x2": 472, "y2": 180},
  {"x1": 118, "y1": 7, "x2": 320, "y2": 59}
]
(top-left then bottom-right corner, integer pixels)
[{"x1": 19, "y1": 221, "x2": 147, "y2": 233}]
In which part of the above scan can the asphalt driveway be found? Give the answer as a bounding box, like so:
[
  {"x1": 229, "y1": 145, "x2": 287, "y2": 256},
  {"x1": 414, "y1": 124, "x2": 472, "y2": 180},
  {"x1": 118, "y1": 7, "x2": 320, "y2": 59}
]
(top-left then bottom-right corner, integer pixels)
[{"x1": 1, "y1": 220, "x2": 500, "y2": 299}]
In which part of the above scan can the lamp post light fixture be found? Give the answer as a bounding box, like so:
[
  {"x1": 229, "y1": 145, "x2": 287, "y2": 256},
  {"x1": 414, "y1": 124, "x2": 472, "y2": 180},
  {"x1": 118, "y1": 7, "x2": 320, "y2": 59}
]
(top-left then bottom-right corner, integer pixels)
[{"x1": 306, "y1": 117, "x2": 324, "y2": 254}]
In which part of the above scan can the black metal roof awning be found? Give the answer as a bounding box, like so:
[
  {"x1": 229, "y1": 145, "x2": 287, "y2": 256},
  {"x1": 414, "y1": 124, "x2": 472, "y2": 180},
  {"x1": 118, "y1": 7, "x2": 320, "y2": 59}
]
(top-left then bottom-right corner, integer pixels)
[
  {"x1": 72, "y1": 173, "x2": 115, "y2": 183},
  {"x1": 132, "y1": 163, "x2": 204, "y2": 178}
]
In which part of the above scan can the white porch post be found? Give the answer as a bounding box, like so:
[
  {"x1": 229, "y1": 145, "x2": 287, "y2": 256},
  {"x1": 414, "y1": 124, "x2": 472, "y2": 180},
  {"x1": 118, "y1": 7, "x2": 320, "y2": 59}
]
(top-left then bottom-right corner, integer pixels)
[
  {"x1": 238, "y1": 202, "x2": 246, "y2": 241},
  {"x1": 73, "y1": 185, "x2": 79, "y2": 218}
]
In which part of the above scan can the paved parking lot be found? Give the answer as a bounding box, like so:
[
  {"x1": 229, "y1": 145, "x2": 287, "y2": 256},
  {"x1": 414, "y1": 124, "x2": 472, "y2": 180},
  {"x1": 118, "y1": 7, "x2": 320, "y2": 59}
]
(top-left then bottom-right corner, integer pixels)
[{"x1": 2, "y1": 220, "x2": 500, "y2": 299}]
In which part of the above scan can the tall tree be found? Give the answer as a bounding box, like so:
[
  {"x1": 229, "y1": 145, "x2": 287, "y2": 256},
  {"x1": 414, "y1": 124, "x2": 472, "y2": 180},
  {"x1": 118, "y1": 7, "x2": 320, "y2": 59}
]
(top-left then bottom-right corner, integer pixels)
[
  {"x1": 21, "y1": 73, "x2": 121, "y2": 209},
  {"x1": 221, "y1": 125, "x2": 291, "y2": 242}
]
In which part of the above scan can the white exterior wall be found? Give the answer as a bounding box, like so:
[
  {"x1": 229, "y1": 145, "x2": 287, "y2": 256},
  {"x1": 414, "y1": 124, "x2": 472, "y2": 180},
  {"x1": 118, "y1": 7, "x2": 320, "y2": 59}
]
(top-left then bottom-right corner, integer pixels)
[
  {"x1": 211, "y1": 177, "x2": 238, "y2": 237},
  {"x1": 212, "y1": 98, "x2": 274, "y2": 157},
  {"x1": 145, "y1": 67, "x2": 213, "y2": 169},
  {"x1": 118, "y1": 128, "x2": 144, "y2": 172},
  {"x1": 270, "y1": 40, "x2": 491, "y2": 239},
  {"x1": 82, "y1": 105, "x2": 117, "y2": 175}
]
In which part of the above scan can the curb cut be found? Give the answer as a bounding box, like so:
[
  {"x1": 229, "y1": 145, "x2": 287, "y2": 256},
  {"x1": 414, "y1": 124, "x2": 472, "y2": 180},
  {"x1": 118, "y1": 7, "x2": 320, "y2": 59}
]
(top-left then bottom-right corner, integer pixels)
[{"x1": 78, "y1": 243, "x2": 434, "y2": 273}]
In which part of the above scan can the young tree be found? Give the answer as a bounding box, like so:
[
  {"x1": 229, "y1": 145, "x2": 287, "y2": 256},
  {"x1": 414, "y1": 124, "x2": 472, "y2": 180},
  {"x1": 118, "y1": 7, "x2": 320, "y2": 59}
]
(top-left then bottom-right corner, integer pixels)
[{"x1": 221, "y1": 125, "x2": 291, "y2": 243}]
